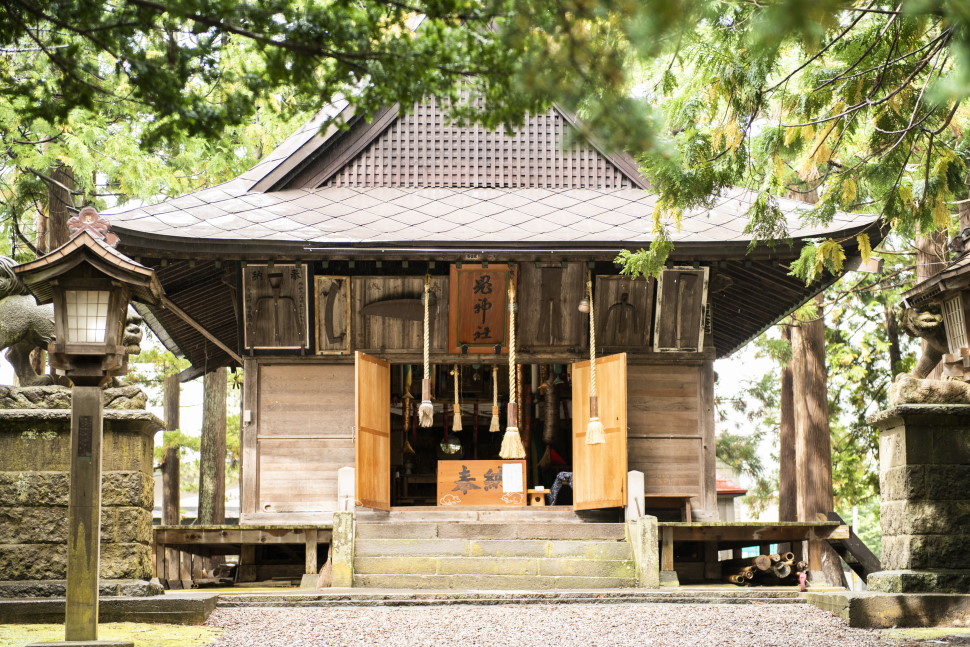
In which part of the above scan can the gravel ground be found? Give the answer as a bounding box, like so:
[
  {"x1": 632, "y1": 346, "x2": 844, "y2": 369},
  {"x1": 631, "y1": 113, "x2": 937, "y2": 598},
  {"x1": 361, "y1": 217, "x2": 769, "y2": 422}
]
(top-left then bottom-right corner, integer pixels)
[{"x1": 205, "y1": 603, "x2": 890, "y2": 647}]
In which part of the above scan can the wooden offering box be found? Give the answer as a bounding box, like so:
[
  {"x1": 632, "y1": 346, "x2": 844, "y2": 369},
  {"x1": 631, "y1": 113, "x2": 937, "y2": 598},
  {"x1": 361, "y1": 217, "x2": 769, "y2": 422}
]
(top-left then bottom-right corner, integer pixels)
[{"x1": 436, "y1": 460, "x2": 527, "y2": 506}]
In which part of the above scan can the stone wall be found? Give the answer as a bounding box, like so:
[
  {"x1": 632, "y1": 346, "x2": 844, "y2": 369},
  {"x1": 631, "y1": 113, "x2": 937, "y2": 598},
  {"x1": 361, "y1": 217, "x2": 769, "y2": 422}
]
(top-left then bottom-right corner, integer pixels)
[
  {"x1": 0, "y1": 397, "x2": 162, "y2": 594},
  {"x1": 868, "y1": 404, "x2": 970, "y2": 593}
]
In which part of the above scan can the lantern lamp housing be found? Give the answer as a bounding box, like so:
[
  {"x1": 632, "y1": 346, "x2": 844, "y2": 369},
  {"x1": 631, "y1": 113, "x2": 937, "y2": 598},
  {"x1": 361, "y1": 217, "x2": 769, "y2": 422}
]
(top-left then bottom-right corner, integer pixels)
[{"x1": 13, "y1": 229, "x2": 163, "y2": 387}]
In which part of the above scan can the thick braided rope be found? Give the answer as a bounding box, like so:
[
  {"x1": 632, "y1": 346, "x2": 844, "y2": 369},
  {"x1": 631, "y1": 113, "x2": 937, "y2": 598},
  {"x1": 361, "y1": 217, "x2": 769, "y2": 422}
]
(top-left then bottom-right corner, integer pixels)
[
  {"x1": 453, "y1": 363, "x2": 460, "y2": 407},
  {"x1": 423, "y1": 275, "x2": 430, "y2": 379},
  {"x1": 508, "y1": 281, "x2": 517, "y2": 409},
  {"x1": 588, "y1": 279, "x2": 597, "y2": 398},
  {"x1": 492, "y1": 365, "x2": 498, "y2": 408}
]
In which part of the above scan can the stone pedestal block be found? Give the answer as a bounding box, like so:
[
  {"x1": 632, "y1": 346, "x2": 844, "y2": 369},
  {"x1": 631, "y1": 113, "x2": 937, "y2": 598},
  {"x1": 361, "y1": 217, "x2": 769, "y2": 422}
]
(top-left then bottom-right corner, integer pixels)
[
  {"x1": 0, "y1": 407, "x2": 162, "y2": 595},
  {"x1": 868, "y1": 405, "x2": 970, "y2": 593}
]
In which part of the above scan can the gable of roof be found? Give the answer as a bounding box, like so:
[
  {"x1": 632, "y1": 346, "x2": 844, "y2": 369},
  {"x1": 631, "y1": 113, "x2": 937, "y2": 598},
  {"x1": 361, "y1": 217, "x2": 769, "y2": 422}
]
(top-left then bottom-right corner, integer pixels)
[{"x1": 244, "y1": 97, "x2": 649, "y2": 193}]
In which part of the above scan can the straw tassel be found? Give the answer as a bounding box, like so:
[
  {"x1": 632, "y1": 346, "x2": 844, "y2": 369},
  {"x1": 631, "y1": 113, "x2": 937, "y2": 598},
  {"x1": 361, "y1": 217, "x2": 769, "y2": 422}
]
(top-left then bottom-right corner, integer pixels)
[
  {"x1": 500, "y1": 276, "x2": 525, "y2": 459},
  {"x1": 418, "y1": 275, "x2": 434, "y2": 427},
  {"x1": 489, "y1": 365, "x2": 500, "y2": 432},
  {"x1": 452, "y1": 364, "x2": 463, "y2": 432},
  {"x1": 585, "y1": 277, "x2": 605, "y2": 445}
]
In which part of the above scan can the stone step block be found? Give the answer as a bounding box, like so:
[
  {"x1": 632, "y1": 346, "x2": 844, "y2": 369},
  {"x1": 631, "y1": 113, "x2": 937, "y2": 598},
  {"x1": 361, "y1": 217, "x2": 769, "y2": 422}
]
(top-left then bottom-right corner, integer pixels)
[
  {"x1": 354, "y1": 538, "x2": 468, "y2": 557},
  {"x1": 352, "y1": 557, "x2": 439, "y2": 575},
  {"x1": 435, "y1": 557, "x2": 538, "y2": 576},
  {"x1": 437, "y1": 523, "x2": 627, "y2": 541},
  {"x1": 355, "y1": 523, "x2": 439, "y2": 540},
  {"x1": 537, "y1": 558, "x2": 635, "y2": 578},
  {"x1": 352, "y1": 573, "x2": 636, "y2": 589}
]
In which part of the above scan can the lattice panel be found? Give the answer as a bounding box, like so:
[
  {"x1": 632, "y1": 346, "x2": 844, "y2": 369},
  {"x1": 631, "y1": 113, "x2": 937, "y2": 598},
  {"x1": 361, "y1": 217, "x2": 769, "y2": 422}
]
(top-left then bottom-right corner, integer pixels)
[
  {"x1": 943, "y1": 296, "x2": 967, "y2": 354},
  {"x1": 324, "y1": 97, "x2": 634, "y2": 189}
]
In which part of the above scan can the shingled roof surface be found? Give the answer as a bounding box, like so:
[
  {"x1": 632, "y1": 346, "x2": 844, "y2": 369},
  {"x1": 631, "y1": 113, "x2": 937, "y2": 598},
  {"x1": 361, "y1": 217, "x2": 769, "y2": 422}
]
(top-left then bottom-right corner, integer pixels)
[
  {"x1": 108, "y1": 98, "x2": 877, "y2": 247},
  {"x1": 109, "y1": 182, "x2": 875, "y2": 246}
]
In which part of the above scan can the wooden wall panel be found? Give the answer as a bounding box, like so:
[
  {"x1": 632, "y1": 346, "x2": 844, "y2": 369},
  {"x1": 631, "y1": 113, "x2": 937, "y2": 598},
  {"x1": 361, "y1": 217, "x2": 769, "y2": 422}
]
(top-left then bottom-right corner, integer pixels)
[
  {"x1": 353, "y1": 276, "x2": 448, "y2": 352},
  {"x1": 255, "y1": 364, "x2": 355, "y2": 516},
  {"x1": 314, "y1": 276, "x2": 351, "y2": 354},
  {"x1": 654, "y1": 267, "x2": 709, "y2": 352},
  {"x1": 627, "y1": 365, "x2": 701, "y2": 437},
  {"x1": 626, "y1": 364, "x2": 705, "y2": 501},
  {"x1": 518, "y1": 262, "x2": 585, "y2": 350},
  {"x1": 242, "y1": 263, "x2": 310, "y2": 350},
  {"x1": 595, "y1": 275, "x2": 654, "y2": 350},
  {"x1": 258, "y1": 364, "x2": 354, "y2": 438},
  {"x1": 629, "y1": 438, "x2": 704, "y2": 493},
  {"x1": 257, "y1": 438, "x2": 354, "y2": 512}
]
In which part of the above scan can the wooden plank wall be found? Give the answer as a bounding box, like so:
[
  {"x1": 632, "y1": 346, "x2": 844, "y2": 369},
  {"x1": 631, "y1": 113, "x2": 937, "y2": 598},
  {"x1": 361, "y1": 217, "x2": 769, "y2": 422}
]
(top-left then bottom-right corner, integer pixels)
[
  {"x1": 518, "y1": 262, "x2": 586, "y2": 351},
  {"x1": 353, "y1": 276, "x2": 449, "y2": 352},
  {"x1": 252, "y1": 364, "x2": 355, "y2": 519},
  {"x1": 627, "y1": 363, "x2": 717, "y2": 517}
]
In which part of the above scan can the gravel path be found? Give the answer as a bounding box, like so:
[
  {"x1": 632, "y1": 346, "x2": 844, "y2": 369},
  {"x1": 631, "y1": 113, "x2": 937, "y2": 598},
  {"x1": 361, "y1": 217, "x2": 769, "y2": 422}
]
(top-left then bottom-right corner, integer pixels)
[{"x1": 206, "y1": 603, "x2": 890, "y2": 647}]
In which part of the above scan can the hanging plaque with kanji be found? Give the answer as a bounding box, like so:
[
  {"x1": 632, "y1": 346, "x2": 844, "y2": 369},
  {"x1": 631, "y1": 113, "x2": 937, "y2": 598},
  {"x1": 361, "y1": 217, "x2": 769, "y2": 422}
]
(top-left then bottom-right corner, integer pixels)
[
  {"x1": 243, "y1": 263, "x2": 309, "y2": 350},
  {"x1": 448, "y1": 264, "x2": 511, "y2": 354}
]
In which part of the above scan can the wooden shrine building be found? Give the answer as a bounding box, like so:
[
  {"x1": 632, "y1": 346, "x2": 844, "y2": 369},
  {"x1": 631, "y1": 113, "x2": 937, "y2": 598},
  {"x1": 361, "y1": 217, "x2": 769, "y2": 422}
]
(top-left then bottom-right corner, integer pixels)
[{"x1": 108, "y1": 98, "x2": 877, "y2": 527}]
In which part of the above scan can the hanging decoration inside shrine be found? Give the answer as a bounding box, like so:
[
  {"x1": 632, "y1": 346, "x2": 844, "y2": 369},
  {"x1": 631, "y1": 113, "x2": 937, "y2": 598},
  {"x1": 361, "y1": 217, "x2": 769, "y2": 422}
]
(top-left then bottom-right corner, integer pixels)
[
  {"x1": 500, "y1": 278, "x2": 526, "y2": 459},
  {"x1": 419, "y1": 274, "x2": 434, "y2": 427},
  {"x1": 585, "y1": 277, "x2": 605, "y2": 445}
]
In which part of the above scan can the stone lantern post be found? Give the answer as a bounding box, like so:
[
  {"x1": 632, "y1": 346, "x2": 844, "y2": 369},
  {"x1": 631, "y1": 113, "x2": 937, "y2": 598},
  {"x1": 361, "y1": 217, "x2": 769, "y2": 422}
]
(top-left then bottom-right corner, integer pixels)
[{"x1": 15, "y1": 208, "x2": 162, "y2": 646}]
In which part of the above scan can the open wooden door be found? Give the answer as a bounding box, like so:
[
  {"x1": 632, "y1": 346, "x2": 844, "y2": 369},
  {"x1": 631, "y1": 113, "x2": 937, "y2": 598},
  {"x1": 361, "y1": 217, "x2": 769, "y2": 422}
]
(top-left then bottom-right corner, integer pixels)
[
  {"x1": 571, "y1": 353, "x2": 628, "y2": 510},
  {"x1": 355, "y1": 351, "x2": 390, "y2": 510}
]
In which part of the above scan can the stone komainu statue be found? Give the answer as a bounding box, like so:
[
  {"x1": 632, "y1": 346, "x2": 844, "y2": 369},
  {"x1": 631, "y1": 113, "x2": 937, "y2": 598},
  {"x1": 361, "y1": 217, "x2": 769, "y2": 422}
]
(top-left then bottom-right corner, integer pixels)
[
  {"x1": 0, "y1": 256, "x2": 144, "y2": 386},
  {"x1": 891, "y1": 303, "x2": 970, "y2": 405},
  {"x1": 899, "y1": 303, "x2": 949, "y2": 379}
]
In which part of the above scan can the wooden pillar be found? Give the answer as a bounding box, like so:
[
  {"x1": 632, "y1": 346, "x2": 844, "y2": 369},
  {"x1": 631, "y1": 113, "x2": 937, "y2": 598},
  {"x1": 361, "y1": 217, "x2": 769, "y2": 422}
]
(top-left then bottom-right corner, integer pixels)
[
  {"x1": 238, "y1": 545, "x2": 257, "y2": 583},
  {"x1": 65, "y1": 386, "x2": 103, "y2": 642},
  {"x1": 661, "y1": 526, "x2": 674, "y2": 572},
  {"x1": 305, "y1": 529, "x2": 319, "y2": 574}
]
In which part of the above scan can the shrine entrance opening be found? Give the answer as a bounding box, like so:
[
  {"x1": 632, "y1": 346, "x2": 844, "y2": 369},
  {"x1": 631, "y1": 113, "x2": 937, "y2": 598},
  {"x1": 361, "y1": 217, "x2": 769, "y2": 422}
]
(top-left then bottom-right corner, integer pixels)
[{"x1": 353, "y1": 352, "x2": 628, "y2": 512}]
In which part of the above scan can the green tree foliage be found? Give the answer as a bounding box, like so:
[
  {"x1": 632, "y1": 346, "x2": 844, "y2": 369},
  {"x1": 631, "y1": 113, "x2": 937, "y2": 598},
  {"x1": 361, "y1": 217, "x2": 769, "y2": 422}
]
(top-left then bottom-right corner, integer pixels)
[
  {"x1": 6, "y1": 2, "x2": 970, "y2": 275},
  {"x1": 0, "y1": 27, "x2": 314, "y2": 260}
]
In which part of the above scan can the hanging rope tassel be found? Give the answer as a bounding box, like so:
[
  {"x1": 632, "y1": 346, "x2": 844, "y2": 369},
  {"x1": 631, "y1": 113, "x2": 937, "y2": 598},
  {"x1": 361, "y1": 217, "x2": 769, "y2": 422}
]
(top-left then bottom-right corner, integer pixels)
[
  {"x1": 586, "y1": 278, "x2": 605, "y2": 445},
  {"x1": 418, "y1": 274, "x2": 434, "y2": 427},
  {"x1": 452, "y1": 364, "x2": 463, "y2": 432},
  {"x1": 489, "y1": 365, "x2": 501, "y2": 432},
  {"x1": 403, "y1": 365, "x2": 415, "y2": 455},
  {"x1": 500, "y1": 277, "x2": 526, "y2": 459}
]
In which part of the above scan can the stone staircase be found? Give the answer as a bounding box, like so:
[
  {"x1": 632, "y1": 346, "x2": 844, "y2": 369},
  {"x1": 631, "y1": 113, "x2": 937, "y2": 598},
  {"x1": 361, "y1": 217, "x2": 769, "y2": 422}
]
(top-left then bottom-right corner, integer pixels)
[{"x1": 352, "y1": 509, "x2": 635, "y2": 589}]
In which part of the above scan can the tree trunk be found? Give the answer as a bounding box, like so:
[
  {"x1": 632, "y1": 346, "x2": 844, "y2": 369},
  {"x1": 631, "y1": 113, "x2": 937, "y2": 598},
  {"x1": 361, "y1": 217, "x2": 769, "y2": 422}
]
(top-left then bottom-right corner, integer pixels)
[
  {"x1": 885, "y1": 304, "x2": 902, "y2": 378},
  {"x1": 778, "y1": 323, "x2": 797, "y2": 523},
  {"x1": 161, "y1": 373, "x2": 180, "y2": 526},
  {"x1": 48, "y1": 165, "x2": 75, "y2": 249},
  {"x1": 792, "y1": 295, "x2": 843, "y2": 586},
  {"x1": 914, "y1": 230, "x2": 947, "y2": 379},
  {"x1": 198, "y1": 367, "x2": 227, "y2": 526}
]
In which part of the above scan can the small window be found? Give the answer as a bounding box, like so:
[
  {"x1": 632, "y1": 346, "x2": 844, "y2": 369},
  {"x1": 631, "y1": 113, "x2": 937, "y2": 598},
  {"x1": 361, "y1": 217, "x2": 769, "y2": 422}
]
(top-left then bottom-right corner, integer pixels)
[{"x1": 942, "y1": 296, "x2": 967, "y2": 355}]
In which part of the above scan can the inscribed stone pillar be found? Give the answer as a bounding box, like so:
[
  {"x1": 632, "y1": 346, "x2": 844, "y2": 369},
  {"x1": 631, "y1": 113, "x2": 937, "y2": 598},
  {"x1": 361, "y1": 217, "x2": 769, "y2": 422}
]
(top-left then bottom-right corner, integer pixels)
[{"x1": 867, "y1": 405, "x2": 970, "y2": 593}]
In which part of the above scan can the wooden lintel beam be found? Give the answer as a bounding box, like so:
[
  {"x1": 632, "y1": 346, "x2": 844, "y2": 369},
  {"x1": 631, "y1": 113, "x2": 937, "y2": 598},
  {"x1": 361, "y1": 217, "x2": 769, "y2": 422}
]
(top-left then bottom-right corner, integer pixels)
[{"x1": 161, "y1": 295, "x2": 243, "y2": 365}]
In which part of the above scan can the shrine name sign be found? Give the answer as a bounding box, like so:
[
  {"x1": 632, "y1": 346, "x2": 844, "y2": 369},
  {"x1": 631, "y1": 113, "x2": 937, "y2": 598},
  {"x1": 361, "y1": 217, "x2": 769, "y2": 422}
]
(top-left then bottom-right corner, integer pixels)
[
  {"x1": 436, "y1": 460, "x2": 527, "y2": 506},
  {"x1": 449, "y1": 264, "x2": 510, "y2": 354}
]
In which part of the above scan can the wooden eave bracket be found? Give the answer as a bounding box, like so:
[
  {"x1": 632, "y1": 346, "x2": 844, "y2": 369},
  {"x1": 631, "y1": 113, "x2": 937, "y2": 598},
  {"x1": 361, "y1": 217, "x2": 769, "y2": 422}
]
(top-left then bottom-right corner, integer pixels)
[{"x1": 161, "y1": 295, "x2": 243, "y2": 365}]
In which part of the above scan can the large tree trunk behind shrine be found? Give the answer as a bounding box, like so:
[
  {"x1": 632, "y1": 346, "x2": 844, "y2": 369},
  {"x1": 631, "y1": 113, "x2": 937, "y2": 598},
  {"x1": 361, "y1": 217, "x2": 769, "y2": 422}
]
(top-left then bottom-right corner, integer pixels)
[
  {"x1": 778, "y1": 323, "x2": 797, "y2": 524},
  {"x1": 198, "y1": 367, "x2": 227, "y2": 526},
  {"x1": 161, "y1": 373, "x2": 181, "y2": 526},
  {"x1": 914, "y1": 231, "x2": 947, "y2": 379},
  {"x1": 792, "y1": 296, "x2": 843, "y2": 586},
  {"x1": 28, "y1": 166, "x2": 75, "y2": 379}
]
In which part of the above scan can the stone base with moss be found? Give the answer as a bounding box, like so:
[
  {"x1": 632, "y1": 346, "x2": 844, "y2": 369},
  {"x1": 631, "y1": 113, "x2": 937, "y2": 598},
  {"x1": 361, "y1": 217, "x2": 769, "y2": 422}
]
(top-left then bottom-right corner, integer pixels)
[
  {"x1": 0, "y1": 390, "x2": 162, "y2": 598},
  {"x1": 867, "y1": 405, "x2": 970, "y2": 594}
]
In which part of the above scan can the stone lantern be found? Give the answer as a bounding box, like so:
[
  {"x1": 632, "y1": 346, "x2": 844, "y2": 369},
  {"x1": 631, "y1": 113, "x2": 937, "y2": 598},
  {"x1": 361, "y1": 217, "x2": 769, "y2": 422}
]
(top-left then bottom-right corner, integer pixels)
[{"x1": 15, "y1": 209, "x2": 162, "y2": 646}]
